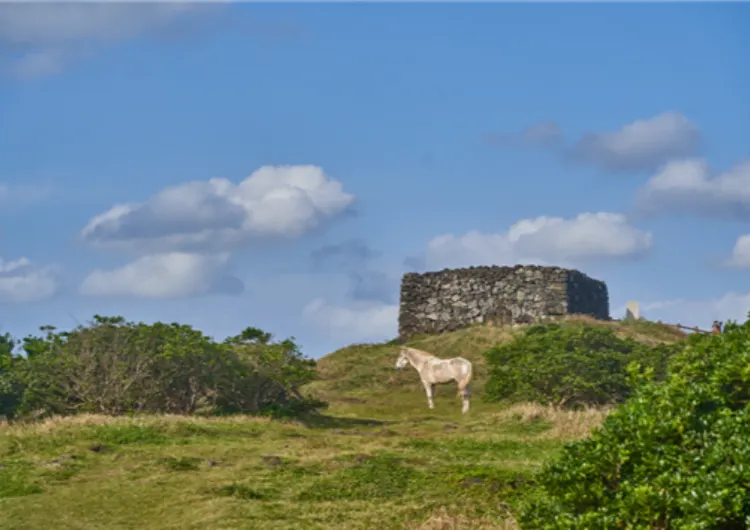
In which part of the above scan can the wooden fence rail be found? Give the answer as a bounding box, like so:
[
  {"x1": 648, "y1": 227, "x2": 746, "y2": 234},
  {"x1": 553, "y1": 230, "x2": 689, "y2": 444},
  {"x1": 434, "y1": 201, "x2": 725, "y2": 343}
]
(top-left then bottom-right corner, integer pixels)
[{"x1": 655, "y1": 320, "x2": 722, "y2": 335}]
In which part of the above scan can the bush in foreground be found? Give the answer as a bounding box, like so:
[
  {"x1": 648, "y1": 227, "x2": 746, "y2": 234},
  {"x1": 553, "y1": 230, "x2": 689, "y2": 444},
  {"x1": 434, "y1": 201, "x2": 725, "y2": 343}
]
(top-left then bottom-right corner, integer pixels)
[
  {"x1": 519, "y1": 316, "x2": 750, "y2": 529},
  {"x1": 0, "y1": 332, "x2": 23, "y2": 419},
  {"x1": 484, "y1": 323, "x2": 679, "y2": 409},
  {"x1": 4, "y1": 316, "x2": 323, "y2": 420}
]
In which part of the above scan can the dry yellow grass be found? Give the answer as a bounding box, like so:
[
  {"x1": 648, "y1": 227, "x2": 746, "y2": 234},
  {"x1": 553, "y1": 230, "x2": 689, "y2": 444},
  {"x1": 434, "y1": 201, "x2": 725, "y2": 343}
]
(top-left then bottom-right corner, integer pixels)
[
  {"x1": 0, "y1": 412, "x2": 273, "y2": 437},
  {"x1": 410, "y1": 507, "x2": 519, "y2": 529},
  {"x1": 491, "y1": 402, "x2": 611, "y2": 441}
]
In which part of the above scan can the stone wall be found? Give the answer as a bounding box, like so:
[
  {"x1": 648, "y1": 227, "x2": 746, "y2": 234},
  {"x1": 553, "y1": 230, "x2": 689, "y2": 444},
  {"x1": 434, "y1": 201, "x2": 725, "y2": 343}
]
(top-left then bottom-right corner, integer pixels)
[{"x1": 398, "y1": 265, "x2": 609, "y2": 339}]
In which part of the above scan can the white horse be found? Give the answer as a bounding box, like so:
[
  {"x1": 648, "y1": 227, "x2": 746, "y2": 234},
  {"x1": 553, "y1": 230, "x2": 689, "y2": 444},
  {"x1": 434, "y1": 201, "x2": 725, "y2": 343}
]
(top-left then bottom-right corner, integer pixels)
[{"x1": 395, "y1": 347, "x2": 473, "y2": 414}]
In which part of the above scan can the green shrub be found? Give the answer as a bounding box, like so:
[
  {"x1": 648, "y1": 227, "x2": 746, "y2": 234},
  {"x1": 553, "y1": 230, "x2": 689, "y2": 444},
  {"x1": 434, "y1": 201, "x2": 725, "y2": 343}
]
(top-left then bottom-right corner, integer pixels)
[
  {"x1": 519, "y1": 316, "x2": 750, "y2": 529},
  {"x1": 0, "y1": 332, "x2": 23, "y2": 420},
  {"x1": 220, "y1": 327, "x2": 324, "y2": 416},
  {"x1": 9, "y1": 316, "x2": 323, "y2": 419},
  {"x1": 484, "y1": 323, "x2": 678, "y2": 409}
]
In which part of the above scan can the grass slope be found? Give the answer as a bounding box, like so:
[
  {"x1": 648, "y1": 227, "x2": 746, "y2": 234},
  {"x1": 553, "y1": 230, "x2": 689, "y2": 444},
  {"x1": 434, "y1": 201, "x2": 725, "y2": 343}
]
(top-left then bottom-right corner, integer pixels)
[
  {"x1": 0, "y1": 318, "x2": 685, "y2": 530},
  {"x1": 309, "y1": 316, "x2": 685, "y2": 416},
  {"x1": 0, "y1": 406, "x2": 606, "y2": 529}
]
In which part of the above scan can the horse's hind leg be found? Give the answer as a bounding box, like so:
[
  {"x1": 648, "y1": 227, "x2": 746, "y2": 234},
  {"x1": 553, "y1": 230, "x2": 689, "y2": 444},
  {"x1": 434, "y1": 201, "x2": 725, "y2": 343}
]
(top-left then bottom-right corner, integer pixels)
[
  {"x1": 422, "y1": 381, "x2": 435, "y2": 409},
  {"x1": 458, "y1": 383, "x2": 470, "y2": 414}
]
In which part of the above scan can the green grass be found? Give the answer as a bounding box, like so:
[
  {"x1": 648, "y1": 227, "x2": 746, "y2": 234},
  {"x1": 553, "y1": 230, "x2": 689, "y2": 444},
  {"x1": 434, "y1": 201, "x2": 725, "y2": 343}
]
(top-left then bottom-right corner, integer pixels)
[
  {"x1": 0, "y1": 409, "x2": 562, "y2": 529},
  {"x1": 0, "y1": 319, "x2": 684, "y2": 529},
  {"x1": 308, "y1": 315, "x2": 685, "y2": 413}
]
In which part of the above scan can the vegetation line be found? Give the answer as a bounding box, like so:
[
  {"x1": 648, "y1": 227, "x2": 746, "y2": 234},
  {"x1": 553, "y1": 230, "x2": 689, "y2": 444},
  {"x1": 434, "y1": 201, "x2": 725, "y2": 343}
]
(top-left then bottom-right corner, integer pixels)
[{"x1": 3, "y1": 313, "x2": 746, "y2": 528}]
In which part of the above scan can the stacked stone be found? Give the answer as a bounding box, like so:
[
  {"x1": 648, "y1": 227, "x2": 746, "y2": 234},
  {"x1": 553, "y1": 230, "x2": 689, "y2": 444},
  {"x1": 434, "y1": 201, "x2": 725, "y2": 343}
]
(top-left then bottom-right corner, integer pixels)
[
  {"x1": 398, "y1": 265, "x2": 609, "y2": 339},
  {"x1": 566, "y1": 270, "x2": 610, "y2": 321}
]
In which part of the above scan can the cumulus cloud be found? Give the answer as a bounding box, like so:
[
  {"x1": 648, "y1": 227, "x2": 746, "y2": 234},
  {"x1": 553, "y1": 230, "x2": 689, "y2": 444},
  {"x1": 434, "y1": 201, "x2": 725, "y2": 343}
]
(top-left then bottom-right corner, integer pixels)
[
  {"x1": 725, "y1": 234, "x2": 750, "y2": 269},
  {"x1": 569, "y1": 111, "x2": 700, "y2": 172},
  {"x1": 635, "y1": 158, "x2": 750, "y2": 220},
  {"x1": 79, "y1": 252, "x2": 243, "y2": 299},
  {"x1": 417, "y1": 212, "x2": 652, "y2": 270},
  {"x1": 80, "y1": 165, "x2": 354, "y2": 253},
  {"x1": 483, "y1": 120, "x2": 563, "y2": 149},
  {"x1": 303, "y1": 298, "x2": 398, "y2": 343},
  {"x1": 483, "y1": 112, "x2": 701, "y2": 174},
  {"x1": 0, "y1": 256, "x2": 60, "y2": 303}
]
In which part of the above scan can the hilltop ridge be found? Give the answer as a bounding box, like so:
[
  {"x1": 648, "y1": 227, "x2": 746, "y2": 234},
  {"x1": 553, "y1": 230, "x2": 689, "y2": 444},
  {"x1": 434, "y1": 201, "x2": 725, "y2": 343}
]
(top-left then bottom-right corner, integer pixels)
[{"x1": 306, "y1": 316, "x2": 687, "y2": 416}]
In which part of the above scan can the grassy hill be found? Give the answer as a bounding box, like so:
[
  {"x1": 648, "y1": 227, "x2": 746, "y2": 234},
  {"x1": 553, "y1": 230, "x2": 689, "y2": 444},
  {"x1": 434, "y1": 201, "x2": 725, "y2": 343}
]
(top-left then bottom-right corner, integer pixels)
[
  {"x1": 308, "y1": 316, "x2": 686, "y2": 417},
  {"x1": 0, "y1": 317, "x2": 686, "y2": 530}
]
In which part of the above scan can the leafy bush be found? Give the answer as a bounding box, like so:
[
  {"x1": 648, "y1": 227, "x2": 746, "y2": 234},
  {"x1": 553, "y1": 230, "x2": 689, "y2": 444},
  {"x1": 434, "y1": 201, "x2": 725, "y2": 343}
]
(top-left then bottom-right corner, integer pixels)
[
  {"x1": 0, "y1": 332, "x2": 23, "y2": 420},
  {"x1": 220, "y1": 327, "x2": 324, "y2": 417},
  {"x1": 484, "y1": 323, "x2": 678, "y2": 409},
  {"x1": 519, "y1": 316, "x2": 750, "y2": 529},
  {"x1": 5, "y1": 316, "x2": 323, "y2": 419}
]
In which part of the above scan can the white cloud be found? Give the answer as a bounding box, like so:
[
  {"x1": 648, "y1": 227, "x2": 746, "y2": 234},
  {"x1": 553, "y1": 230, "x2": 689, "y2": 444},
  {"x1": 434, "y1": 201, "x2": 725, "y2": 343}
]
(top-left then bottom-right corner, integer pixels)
[
  {"x1": 80, "y1": 165, "x2": 355, "y2": 253},
  {"x1": 0, "y1": 258, "x2": 31, "y2": 274},
  {"x1": 303, "y1": 298, "x2": 398, "y2": 343},
  {"x1": 635, "y1": 158, "x2": 750, "y2": 219},
  {"x1": 0, "y1": 256, "x2": 60, "y2": 303},
  {"x1": 79, "y1": 252, "x2": 243, "y2": 299},
  {"x1": 570, "y1": 111, "x2": 700, "y2": 172},
  {"x1": 725, "y1": 234, "x2": 750, "y2": 269},
  {"x1": 419, "y1": 212, "x2": 652, "y2": 270},
  {"x1": 0, "y1": 4, "x2": 213, "y2": 79}
]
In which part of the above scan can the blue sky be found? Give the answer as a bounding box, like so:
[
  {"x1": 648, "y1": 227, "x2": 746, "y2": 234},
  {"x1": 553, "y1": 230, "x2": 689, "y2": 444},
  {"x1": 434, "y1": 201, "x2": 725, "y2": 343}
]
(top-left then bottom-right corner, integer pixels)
[{"x1": 1, "y1": 2, "x2": 749, "y2": 358}]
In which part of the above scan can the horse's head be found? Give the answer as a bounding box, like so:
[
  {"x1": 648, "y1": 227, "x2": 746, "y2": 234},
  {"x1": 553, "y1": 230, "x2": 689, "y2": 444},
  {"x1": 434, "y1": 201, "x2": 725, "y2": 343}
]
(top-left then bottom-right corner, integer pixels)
[{"x1": 395, "y1": 348, "x2": 409, "y2": 370}]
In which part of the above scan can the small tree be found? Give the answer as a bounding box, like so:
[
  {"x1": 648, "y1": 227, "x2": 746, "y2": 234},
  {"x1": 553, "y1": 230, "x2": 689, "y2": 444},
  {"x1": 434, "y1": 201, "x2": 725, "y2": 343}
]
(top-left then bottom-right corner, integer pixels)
[{"x1": 221, "y1": 328, "x2": 322, "y2": 415}]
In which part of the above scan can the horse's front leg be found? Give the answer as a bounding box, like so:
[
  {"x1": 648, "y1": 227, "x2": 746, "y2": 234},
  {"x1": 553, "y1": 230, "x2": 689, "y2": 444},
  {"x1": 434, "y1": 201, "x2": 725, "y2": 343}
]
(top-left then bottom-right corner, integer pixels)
[{"x1": 421, "y1": 380, "x2": 435, "y2": 409}]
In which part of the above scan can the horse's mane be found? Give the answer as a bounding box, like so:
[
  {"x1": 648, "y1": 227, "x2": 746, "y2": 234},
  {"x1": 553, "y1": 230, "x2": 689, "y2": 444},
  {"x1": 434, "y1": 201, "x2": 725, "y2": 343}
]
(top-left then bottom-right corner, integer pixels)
[{"x1": 402, "y1": 346, "x2": 437, "y2": 359}]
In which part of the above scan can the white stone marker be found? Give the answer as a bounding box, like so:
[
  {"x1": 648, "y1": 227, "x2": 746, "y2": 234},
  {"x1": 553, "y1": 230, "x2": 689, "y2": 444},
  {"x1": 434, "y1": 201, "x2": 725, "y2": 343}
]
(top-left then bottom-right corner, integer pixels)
[{"x1": 625, "y1": 301, "x2": 640, "y2": 320}]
